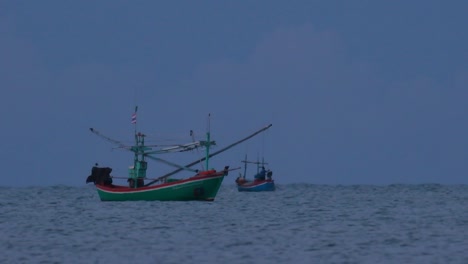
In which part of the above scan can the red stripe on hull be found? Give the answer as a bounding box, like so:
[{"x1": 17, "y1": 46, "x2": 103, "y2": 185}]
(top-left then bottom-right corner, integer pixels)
[{"x1": 96, "y1": 171, "x2": 225, "y2": 193}]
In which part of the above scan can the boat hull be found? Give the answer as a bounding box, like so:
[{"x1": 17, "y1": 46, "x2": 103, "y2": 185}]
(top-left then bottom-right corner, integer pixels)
[
  {"x1": 95, "y1": 173, "x2": 225, "y2": 201},
  {"x1": 237, "y1": 179, "x2": 275, "y2": 192}
]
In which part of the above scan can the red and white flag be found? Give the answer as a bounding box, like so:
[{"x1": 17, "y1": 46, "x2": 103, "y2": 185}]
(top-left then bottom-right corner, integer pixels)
[{"x1": 130, "y1": 106, "x2": 138, "y2": 124}]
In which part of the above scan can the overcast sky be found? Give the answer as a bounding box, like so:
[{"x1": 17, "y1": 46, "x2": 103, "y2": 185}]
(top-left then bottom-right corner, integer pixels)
[{"x1": 1, "y1": 1, "x2": 467, "y2": 187}]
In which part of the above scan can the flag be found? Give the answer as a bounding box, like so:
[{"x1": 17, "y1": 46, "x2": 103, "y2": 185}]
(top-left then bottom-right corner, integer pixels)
[
  {"x1": 131, "y1": 106, "x2": 138, "y2": 124},
  {"x1": 131, "y1": 112, "x2": 137, "y2": 124}
]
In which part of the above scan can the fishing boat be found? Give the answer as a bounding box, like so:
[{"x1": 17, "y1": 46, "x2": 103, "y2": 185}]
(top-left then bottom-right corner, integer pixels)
[
  {"x1": 235, "y1": 156, "x2": 275, "y2": 192},
  {"x1": 86, "y1": 107, "x2": 272, "y2": 201}
]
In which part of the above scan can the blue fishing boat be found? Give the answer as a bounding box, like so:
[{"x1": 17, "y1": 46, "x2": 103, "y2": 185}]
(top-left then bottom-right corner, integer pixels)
[{"x1": 235, "y1": 156, "x2": 275, "y2": 192}]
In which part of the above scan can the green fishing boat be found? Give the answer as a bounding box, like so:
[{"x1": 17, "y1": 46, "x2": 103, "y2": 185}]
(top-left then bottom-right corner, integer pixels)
[{"x1": 86, "y1": 108, "x2": 272, "y2": 201}]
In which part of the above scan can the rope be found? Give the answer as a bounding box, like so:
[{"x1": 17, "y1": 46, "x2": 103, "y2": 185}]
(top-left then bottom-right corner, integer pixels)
[{"x1": 110, "y1": 167, "x2": 241, "y2": 181}]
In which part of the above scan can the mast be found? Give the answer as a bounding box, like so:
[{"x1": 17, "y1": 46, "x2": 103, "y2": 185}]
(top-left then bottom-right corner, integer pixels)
[
  {"x1": 129, "y1": 106, "x2": 149, "y2": 188},
  {"x1": 243, "y1": 154, "x2": 247, "y2": 178},
  {"x1": 205, "y1": 113, "x2": 211, "y2": 170},
  {"x1": 132, "y1": 106, "x2": 138, "y2": 188},
  {"x1": 132, "y1": 106, "x2": 138, "y2": 134},
  {"x1": 257, "y1": 152, "x2": 260, "y2": 174}
]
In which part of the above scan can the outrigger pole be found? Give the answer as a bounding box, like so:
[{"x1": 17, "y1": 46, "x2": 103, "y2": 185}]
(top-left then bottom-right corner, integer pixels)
[{"x1": 145, "y1": 123, "x2": 273, "y2": 186}]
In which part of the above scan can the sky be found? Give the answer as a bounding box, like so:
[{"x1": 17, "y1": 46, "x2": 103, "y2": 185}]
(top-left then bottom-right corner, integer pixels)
[{"x1": 1, "y1": 1, "x2": 467, "y2": 187}]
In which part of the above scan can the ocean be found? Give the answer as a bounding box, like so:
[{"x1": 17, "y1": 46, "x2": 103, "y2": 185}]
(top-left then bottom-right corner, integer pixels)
[{"x1": 1, "y1": 184, "x2": 467, "y2": 264}]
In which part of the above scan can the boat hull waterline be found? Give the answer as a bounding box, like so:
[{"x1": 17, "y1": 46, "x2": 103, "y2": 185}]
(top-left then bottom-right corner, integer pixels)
[
  {"x1": 237, "y1": 179, "x2": 275, "y2": 192},
  {"x1": 96, "y1": 172, "x2": 225, "y2": 201}
]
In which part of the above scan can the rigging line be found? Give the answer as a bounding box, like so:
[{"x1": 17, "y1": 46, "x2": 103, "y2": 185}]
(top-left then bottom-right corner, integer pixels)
[
  {"x1": 145, "y1": 154, "x2": 198, "y2": 173},
  {"x1": 144, "y1": 124, "x2": 272, "y2": 186},
  {"x1": 190, "y1": 130, "x2": 205, "y2": 171},
  {"x1": 144, "y1": 132, "x2": 201, "y2": 141},
  {"x1": 89, "y1": 128, "x2": 129, "y2": 149}
]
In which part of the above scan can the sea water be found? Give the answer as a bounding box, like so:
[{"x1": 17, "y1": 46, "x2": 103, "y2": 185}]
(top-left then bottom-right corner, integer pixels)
[{"x1": 1, "y1": 184, "x2": 467, "y2": 264}]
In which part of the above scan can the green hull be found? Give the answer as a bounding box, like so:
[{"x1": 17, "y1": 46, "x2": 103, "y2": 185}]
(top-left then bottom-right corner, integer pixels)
[{"x1": 95, "y1": 174, "x2": 225, "y2": 201}]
